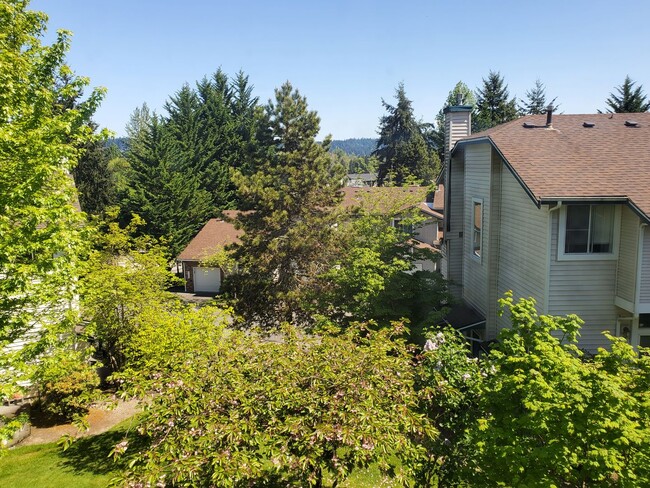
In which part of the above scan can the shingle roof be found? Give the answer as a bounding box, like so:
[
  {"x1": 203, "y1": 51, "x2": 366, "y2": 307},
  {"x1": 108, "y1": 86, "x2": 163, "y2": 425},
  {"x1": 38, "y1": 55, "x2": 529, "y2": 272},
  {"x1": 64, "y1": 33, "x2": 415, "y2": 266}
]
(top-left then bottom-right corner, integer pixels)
[
  {"x1": 177, "y1": 218, "x2": 242, "y2": 261},
  {"x1": 456, "y1": 113, "x2": 650, "y2": 220}
]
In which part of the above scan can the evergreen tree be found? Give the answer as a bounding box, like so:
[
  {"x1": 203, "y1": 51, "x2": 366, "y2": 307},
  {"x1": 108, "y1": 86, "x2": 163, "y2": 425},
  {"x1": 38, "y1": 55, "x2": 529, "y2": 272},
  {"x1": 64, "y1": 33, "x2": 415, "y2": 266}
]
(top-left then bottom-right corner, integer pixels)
[
  {"x1": 430, "y1": 81, "x2": 476, "y2": 162},
  {"x1": 603, "y1": 75, "x2": 650, "y2": 113},
  {"x1": 519, "y1": 79, "x2": 558, "y2": 115},
  {"x1": 373, "y1": 83, "x2": 440, "y2": 185},
  {"x1": 474, "y1": 71, "x2": 518, "y2": 131},
  {"x1": 226, "y1": 82, "x2": 345, "y2": 328},
  {"x1": 72, "y1": 123, "x2": 118, "y2": 214}
]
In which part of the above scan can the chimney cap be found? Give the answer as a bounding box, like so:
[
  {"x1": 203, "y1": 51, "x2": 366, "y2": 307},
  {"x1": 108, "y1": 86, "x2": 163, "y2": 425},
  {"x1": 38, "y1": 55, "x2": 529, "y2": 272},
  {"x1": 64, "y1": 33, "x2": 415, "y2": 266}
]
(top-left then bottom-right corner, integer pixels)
[{"x1": 443, "y1": 105, "x2": 473, "y2": 114}]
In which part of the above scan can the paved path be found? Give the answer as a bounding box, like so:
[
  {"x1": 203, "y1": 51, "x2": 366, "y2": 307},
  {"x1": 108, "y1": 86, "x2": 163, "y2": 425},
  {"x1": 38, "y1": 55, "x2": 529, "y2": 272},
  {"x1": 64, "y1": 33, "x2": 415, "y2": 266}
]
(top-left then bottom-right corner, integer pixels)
[{"x1": 16, "y1": 398, "x2": 140, "y2": 446}]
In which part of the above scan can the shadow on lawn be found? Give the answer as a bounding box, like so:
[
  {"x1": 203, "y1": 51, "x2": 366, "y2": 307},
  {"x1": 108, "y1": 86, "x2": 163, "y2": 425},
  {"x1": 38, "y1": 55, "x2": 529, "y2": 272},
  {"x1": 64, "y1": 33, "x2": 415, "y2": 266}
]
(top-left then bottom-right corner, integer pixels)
[{"x1": 59, "y1": 427, "x2": 147, "y2": 476}]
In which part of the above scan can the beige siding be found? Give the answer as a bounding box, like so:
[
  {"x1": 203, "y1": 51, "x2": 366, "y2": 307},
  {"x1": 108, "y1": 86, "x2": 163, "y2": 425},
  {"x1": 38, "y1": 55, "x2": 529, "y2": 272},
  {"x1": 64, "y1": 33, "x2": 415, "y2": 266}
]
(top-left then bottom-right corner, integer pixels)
[
  {"x1": 641, "y1": 226, "x2": 650, "y2": 303},
  {"x1": 446, "y1": 154, "x2": 465, "y2": 296},
  {"x1": 494, "y1": 168, "x2": 549, "y2": 333},
  {"x1": 415, "y1": 220, "x2": 438, "y2": 245},
  {"x1": 616, "y1": 207, "x2": 639, "y2": 305},
  {"x1": 548, "y1": 211, "x2": 618, "y2": 351},
  {"x1": 462, "y1": 143, "x2": 491, "y2": 316}
]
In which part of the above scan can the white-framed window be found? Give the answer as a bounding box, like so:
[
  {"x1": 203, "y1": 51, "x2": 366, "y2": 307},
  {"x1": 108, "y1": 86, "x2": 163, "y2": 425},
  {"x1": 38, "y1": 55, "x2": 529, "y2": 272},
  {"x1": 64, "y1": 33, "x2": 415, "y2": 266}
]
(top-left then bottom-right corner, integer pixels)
[
  {"x1": 391, "y1": 218, "x2": 414, "y2": 235},
  {"x1": 558, "y1": 204, "x2": 620, "y2": 260},
  {"x1": 472, "y1": 198, "x2": 482, "y2": 260}
]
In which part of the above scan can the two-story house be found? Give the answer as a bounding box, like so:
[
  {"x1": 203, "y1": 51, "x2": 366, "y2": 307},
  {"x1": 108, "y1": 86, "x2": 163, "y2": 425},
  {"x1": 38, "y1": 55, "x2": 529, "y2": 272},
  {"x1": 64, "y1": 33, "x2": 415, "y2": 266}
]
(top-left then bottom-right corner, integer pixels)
[{"x1": 443, "y1": 107, "x2": 650, "y2": 351}]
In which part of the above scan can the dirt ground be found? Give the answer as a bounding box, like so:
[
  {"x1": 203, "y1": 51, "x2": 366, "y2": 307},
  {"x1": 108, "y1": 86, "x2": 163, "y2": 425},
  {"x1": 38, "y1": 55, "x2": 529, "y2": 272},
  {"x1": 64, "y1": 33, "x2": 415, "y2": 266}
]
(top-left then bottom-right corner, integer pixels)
[{"x1": 16, "y1": 398, "x2": 141, "y2": 446}]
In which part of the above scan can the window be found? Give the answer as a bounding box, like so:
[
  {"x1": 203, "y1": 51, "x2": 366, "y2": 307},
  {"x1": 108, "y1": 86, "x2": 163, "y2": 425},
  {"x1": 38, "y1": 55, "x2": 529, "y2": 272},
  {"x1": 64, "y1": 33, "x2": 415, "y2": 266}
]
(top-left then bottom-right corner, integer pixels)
[
  {"x1": 391, "y1": 218, "x2": 413, "y2": 235},
  {"x1": 472, "y1": 199, "x2": 482, "y2": 259},
  {"x1": 562, "y1": 204, "x2": 616, "y2": 256}
]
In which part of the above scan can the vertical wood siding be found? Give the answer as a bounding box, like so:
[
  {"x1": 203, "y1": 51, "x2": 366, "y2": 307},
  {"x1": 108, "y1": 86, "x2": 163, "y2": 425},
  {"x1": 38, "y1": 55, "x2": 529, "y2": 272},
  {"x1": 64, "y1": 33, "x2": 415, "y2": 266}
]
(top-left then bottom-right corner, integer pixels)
[
  {"x1": 462, "y1": 144, "x2": 491, "y2": 316},
  {"x1": 616, "y1": 207, "x2": 639, "y2": 304},
  {"x1": 447, "y1": 155, "x2": 465, "y2": 297},
  {"x1": 641, "y1": 226, "x2": 650, "y2": 303}
]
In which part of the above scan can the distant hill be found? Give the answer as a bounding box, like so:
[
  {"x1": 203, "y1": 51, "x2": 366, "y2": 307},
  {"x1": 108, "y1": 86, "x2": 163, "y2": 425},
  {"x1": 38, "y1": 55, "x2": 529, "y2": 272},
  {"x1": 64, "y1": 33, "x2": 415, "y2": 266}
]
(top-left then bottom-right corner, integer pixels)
[
  {"x1": 107, "y1": 137, "x2": 129, "y2": 153},
  {"x1": 329, "y1": 138, "x2": 377, "y2": 157}
]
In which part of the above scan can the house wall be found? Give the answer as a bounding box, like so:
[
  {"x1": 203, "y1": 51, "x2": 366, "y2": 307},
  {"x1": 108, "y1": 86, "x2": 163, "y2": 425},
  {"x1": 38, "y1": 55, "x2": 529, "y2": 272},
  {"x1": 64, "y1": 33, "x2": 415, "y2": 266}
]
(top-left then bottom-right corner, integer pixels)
[
  {"x1": 548, "y1": 210, "x2": 618, "y2": 351},
  {"x1": 616, "y1": 206, "x2": 639, "y2": 307},
  {"x1": 181, "y1": 260, "x2": 200, "y2": 293},
  {"x1": 415, "y1": 219, "x2": 438, "y2": 245},
  {"x1": 641, "y1": 226, "x2": 650, "y2": 305},
  {"x1": 446, "y1": 153, "x2": 465, "y2": 296},
  {"x1": 494, "y1": 163, "x2": 549, "y2": 334},
  {"x1": 462, "y1": 143, "x2": 491, "y2": 316}
]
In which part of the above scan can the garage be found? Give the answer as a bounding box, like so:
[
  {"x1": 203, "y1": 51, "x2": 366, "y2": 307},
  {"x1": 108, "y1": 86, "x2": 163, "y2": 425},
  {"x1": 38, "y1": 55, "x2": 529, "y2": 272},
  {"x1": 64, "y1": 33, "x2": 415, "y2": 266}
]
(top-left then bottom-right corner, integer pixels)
[{"x1": 192, "y1": 266, "x2": 221, "y2": 293}]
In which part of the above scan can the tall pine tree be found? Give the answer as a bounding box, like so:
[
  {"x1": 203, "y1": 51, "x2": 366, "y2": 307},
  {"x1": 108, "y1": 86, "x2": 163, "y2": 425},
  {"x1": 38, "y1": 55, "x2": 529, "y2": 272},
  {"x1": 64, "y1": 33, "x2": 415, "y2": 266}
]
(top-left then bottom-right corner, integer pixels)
[
  {"x1": 226, "y1": 82, "x2": 345, "y2": 328},
  {"x1": 474, "y1": 71, "x2": 518, "y2": 131},
  {"x1": 603, "y1": 76, "x2": 650, "y2": 113},
  {"x1": 519, "y1": 79, "x2": 557, "y2": 115},
  {"x1": 373, "y1": 83, "x2": 439, "y2": 185}
]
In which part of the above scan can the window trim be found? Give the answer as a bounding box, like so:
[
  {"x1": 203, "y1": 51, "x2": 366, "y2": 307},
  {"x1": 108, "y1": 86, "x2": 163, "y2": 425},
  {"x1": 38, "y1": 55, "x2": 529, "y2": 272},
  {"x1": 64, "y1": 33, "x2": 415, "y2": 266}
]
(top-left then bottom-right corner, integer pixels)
[
  {"x1": 471, "y1": 198, "x2": 483, "y2": 262},
  {"x1": 557, "y1": 204, "x2": 620, "y2": 261}
]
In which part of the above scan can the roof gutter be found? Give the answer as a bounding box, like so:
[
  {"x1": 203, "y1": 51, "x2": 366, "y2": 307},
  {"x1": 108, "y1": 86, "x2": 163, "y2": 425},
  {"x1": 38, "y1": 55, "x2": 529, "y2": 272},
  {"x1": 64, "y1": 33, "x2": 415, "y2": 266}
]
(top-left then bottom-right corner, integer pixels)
[{"x1": 540, "y1": 197, "x2": 650, "y2": 225}]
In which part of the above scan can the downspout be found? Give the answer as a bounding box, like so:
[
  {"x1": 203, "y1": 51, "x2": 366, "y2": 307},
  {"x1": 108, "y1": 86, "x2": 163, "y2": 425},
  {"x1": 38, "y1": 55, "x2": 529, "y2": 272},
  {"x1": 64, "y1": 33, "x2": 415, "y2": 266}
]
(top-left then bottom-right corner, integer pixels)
[{"x1": 544, "y1": 202, "x2": 562, "y2": 314}]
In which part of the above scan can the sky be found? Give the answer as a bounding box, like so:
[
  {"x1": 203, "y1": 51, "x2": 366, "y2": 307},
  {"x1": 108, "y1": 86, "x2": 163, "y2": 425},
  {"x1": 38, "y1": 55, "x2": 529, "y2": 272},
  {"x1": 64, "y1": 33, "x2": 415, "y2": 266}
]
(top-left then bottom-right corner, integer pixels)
[{"x1": 30, "y1": 0, "x2": 650, "y2": 139}]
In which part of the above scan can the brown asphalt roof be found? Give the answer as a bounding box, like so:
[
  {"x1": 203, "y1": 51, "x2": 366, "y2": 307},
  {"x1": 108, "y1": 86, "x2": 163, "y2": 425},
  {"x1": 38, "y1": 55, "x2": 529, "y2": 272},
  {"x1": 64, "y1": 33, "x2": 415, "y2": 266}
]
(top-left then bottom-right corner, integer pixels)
[
  {"x1": 455, "y1": 113, "x2": 650, "y2": 220},
  {"x1": 177, "y1": 218, "x2": 242, "y2": 261}
]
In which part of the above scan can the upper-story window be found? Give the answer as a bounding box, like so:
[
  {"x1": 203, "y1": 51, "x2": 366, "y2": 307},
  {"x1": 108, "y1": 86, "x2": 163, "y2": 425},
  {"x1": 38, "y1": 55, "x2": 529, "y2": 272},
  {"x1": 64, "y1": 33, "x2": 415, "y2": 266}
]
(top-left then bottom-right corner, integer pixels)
[
  {"x1": 472, "y1": 199, "x2": 482, "y2": 259},
  {"x1": 559, "y1": 204, "x2": 619, "y2": 259}
]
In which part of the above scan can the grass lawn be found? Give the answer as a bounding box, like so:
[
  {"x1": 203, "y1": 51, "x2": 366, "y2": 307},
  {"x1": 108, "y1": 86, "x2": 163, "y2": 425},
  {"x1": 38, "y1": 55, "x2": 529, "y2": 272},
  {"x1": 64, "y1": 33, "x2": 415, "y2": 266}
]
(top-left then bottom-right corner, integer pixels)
[{"x1": 0, "y1": 420, "x2": 403, "y2": 487}]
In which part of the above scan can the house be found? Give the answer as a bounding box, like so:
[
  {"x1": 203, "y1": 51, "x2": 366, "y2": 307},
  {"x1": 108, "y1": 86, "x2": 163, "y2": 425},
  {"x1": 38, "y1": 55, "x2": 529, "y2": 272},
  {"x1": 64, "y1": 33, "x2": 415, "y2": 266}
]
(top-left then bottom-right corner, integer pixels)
[
  {"x1": 176, "y1": 212, "x2": 242, "y2": 293},
  {"x1": 345, "y1": 172, "x2": 378, "y2": 187},
  {"x1": 443, "y1": 106, "x2": 650, "y2": 351},
  {"x1": 341, "y1": 186, "x2": 444, "y2": 272}
]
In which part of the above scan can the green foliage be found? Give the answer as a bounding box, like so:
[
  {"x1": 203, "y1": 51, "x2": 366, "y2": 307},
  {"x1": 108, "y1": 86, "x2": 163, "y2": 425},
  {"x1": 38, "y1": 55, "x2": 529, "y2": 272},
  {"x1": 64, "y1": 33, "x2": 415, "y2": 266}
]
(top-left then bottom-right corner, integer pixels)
[
  {"x1": 114, "y1": 313, "x2": 433, "y2": 487},
  {"x1": 468, "y1": 293, "x2": 650, "y2": 487},
  {"x1": 0, "y1": 413, "x2": 29, "y2": 451},
  {"x1": 33, "y1": 349, "x2": 100, "y2": 424},
  {"x1": 374, "y1": 83, "x2": 440, "y2": 185},
  {"x1": 603, "y1": 75, "x2": 650, "y2": 113},
  {"x1": 226, "y1": 82, "x2": 345, "y2": 328},
  {"x1": 312, "y1": 190, "x2": 450, "y2": 342},
  {"x1": 519, "y1": 78, "x2": 558, "y2": 115},
  {"x1": 330, "y1": 148, "x2": 378, "y2": 175},
  {"x1": 474, "y1": 70, "x2": 518, "y2": 131},
  {"x1": 79, "y1": 210, "x2": 179, "y2": 372},
  {"x1": 0, "y1": 0, "x2": 104, "y2": 394},
  {"x1": 417, "y1": 327, "x2": 482, "y2": 486},
  {"x1": 120, "y1": 70, "x2": 269, "y2": 256}
]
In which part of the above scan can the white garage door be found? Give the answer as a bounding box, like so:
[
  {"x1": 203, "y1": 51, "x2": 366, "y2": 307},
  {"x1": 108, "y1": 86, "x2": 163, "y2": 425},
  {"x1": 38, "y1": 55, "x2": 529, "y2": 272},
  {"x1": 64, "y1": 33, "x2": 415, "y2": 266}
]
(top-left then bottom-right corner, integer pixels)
[{"x1": 193, "y1": 267, "x2": 221, "y2": 293}]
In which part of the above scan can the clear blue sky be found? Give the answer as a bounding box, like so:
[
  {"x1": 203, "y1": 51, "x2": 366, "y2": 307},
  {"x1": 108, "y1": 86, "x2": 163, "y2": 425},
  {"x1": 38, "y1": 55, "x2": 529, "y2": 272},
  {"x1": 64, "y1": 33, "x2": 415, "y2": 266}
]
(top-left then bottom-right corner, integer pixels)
[{"x1": 31, "y1": 0, "x2": 650, "y2": 139}]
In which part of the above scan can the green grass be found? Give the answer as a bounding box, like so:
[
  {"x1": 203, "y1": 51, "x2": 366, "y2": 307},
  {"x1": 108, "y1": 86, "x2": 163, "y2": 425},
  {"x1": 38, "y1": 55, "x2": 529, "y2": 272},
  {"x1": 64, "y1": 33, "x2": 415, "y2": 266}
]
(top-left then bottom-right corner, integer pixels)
[
  {"x1": 0, "y1": 418, "x2": 404, "y2": 487},
  {"x1": 0, "y1": 419, "x2": 138, "y2": 488}
]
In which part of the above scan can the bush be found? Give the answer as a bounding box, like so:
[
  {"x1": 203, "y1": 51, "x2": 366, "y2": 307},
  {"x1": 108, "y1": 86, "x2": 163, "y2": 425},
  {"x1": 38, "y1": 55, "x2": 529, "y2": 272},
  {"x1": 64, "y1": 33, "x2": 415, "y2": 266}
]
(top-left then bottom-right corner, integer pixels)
[{"x1": 34, "y1": 351, "x2": 99, "y2": 423}]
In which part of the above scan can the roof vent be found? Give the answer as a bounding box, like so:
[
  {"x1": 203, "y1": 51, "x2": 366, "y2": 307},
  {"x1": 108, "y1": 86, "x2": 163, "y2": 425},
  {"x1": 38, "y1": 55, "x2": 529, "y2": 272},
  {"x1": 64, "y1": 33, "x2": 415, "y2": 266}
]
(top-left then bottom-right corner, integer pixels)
[
  {"x1": 625, "y1": 120, "x2": 639, "y2": 127},
  {"x1": 523, "y1": 122, "x2": 536, "y2": 129},
  {"x1": 545, "y1": 103, "x2": 554, "y2": 127},
  {"x1": 583, "y1": 122, "x2": 596, "y2": 128}
]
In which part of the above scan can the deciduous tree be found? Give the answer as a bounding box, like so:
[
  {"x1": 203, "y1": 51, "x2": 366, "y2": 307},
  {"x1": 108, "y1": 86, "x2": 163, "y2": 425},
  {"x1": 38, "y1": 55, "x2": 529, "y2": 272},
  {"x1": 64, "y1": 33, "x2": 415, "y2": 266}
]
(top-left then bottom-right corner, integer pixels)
[{"x1": 0, "y1": 0, "x2": 104, "y2": 395}]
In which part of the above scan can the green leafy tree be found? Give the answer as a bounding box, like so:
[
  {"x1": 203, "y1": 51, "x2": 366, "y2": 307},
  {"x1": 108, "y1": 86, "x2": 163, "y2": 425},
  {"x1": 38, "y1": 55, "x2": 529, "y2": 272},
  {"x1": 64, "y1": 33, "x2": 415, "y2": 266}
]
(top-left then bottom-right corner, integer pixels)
[
  {"x1": 603, "y1": 75, "x2": 650, "y2": 113},
  {"x1": 430, "y1": 81, "x2": 477, "y2": 163},
  {"x1": 311, "y1": 189, "x2": 450, "y2": 343},
  {"x1": 468, "y1": 293, "x2": 650, "y2": 487},
  {"x1": 474, "y1": 70, "x2": 518, "y2": 131},
  {"x1": 0, "y1": 0, "x2": 104, "y2": 395},
  {"x1": 113, "y1": 315, "x2": 434, "y2": 487},
  {"x1": 79, "y1": 211, "x2": 179, "y2": 372},
  {"x1": 519, "y1": 78, "x2": 557, "y2": 115},
  {"x1": 226, "y1": 82, "x2": 345, "y2": 328},
  {"x1": 374, "y1": 83, "x2": 440, "y2": 185}
]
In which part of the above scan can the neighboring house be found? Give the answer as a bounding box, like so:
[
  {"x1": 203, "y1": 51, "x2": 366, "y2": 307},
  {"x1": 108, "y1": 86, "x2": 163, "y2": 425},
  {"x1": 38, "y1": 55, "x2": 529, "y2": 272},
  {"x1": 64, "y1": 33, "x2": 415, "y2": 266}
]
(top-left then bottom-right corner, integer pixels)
[
  {"x1": 443, "y1": 106, "x2": 650, "y2": 351},
  {"x1": 176, "y1": 212, "x2": 242, "y2": 293},
  {"x1": 345, "y1": 172, "x2": 378, "y2": 187},
  {"x1": 341, "y1": 186, "x2": 443, "y2": 272}
]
